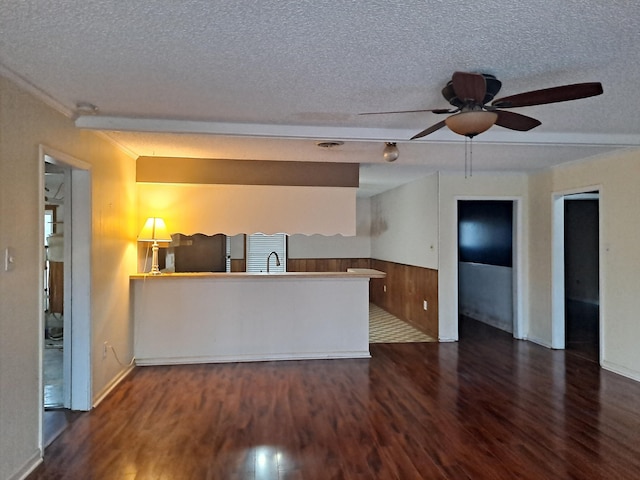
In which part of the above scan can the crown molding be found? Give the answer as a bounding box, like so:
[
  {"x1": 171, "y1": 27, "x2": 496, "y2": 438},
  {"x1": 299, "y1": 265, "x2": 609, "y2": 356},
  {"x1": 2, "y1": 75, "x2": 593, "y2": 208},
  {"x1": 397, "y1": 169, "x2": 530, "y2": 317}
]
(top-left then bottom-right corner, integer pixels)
[
  {"x1": 0, "y1": 62, "x2": 75, "y2": 118},
  {"x1": 76, "y1": 115, "x2": 640, "y2": 147}
]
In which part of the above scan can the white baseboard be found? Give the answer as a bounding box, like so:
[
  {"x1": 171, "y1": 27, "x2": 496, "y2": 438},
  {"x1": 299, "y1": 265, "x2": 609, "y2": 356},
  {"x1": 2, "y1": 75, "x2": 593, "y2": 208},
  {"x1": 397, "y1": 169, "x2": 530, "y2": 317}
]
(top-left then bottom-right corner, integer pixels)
[
  {"x1": 10, "y1": 449, "x2": 42, "y2": 480},
  {"x1": 526, "y1": 335, "x2": 553, "y2": 349},
  {"x1": 92, "y1": 364, "x2": 136, "y2": 408},
  {"x1": 601, "y1": 360, "x2": 640, "y2": 383},
  {"x1": 135, "y1": 350, "x2": 371, "y2": 366}
]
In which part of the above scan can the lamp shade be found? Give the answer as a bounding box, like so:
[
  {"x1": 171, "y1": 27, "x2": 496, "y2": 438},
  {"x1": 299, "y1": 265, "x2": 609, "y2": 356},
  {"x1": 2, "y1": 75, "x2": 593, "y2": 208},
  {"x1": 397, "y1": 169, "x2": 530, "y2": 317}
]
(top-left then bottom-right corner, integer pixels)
[
  {"x1": 138, "y1": 217, "x2": 172, "y2": 242},
  {"x1": 445, "y1": 111, "x2": 498, "y2": 137}
]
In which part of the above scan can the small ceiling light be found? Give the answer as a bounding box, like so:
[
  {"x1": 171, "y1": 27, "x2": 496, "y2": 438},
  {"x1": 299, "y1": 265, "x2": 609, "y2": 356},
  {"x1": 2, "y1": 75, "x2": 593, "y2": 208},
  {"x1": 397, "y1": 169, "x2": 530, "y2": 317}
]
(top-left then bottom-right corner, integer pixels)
[
  {"x1": 316, "y1": 141, "x2": 344, "y2": 148},
  {"x1": 444, "y1": 111, "x2": 498, "y2": 138},
  {"x1": 75, "y1": 101, "x2": 99, "y2": 115},
  {"x1": 383, "y1": 142, "x2": 399, "y2": 162}
]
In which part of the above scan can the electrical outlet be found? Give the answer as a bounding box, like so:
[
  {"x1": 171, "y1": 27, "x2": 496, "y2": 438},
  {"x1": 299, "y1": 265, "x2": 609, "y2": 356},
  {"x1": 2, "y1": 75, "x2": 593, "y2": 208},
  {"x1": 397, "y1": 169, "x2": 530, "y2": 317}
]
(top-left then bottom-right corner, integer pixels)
[
  {"x1": 103, "y1": 341, "x2": 108, "y2": 359},
  {"x1": 423, "y1": 300, "x2": 428, "y2": 311}
]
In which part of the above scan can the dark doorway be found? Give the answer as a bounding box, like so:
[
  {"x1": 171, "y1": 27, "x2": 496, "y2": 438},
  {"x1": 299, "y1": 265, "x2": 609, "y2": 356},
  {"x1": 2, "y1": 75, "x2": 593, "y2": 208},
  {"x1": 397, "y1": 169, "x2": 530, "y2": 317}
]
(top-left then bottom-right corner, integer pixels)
[
  {"x1": 458, "y1": 200, "x2": 514, "y2": 336},
  {"x1": 564, "y1": 195, "x2": 599, "y2": 361}
]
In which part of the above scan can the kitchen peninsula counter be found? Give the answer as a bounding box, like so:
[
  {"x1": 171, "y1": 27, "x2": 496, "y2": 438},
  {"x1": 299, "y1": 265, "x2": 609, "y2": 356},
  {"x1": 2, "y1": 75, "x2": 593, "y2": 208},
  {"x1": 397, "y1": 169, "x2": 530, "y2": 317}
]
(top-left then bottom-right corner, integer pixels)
[
  {"x1": 130, "y1": 270, "x2": 385, "y2": 365},
  {"x1": 130, "y1": 270, "x2": 385, "y2": 280}
]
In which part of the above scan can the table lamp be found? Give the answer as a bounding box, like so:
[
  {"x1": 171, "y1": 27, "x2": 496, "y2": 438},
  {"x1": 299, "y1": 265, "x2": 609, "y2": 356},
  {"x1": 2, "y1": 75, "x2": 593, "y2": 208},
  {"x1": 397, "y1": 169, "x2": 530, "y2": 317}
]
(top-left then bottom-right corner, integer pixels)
[{"x1": 138, "y1": 217, "x2": 172, "y2": 275}]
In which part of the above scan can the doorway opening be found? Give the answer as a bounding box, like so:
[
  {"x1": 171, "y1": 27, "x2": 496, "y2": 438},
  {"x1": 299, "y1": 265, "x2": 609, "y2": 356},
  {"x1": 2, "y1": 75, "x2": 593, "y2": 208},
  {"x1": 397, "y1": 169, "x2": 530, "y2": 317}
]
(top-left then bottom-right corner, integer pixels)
[
  {"x1": 457, "y1": 198, "x2": 522, "y2": 340},
  {"x1": 40, "y1": 147, "x2": 92, "y2": 450},
  {"x1": 552, "y1": 190, "x2": 600, "y2": 361},
  {"x1": 43, "y1": 162, "x2": 66, "y2": 410}
]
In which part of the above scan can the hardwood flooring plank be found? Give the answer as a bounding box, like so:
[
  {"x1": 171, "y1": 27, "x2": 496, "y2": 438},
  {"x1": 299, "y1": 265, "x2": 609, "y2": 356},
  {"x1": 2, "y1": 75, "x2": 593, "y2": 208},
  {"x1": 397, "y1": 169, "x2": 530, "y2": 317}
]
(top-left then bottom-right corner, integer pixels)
[{"x1": 28, "y1": 318, "x2": 640, "y2": 479}]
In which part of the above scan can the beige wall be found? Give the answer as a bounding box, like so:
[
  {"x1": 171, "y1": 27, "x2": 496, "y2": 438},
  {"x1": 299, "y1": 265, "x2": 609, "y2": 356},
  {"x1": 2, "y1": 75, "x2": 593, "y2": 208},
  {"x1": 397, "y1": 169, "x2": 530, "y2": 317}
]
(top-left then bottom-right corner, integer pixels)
[
  {"x1": 137, "y1": 183, "x2": 357, "y2": 237},
  {"x1": 437, "y1": 172, "x2": 529, "y2": 341},
  {"x1": 527, "y1": 170, "x2": 554, "y2": 344},
  {"x1": 0, "y1": 76, "x2": 136, "y2": 479},
  {"x1": 528, "y1": 149, "x2": 640, "y2": 380}
]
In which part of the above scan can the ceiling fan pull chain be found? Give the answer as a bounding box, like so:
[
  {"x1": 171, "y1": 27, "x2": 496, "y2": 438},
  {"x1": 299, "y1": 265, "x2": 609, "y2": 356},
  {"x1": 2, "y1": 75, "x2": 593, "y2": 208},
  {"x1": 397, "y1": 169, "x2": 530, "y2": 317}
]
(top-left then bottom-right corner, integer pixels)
[
  {"x1": 464, "y1": 137, "x2": 468, "y2": 178},
  {"x1": 463, "y1": 136, "x2": 474, "y2": 179},
  {"x1": 469, "y1": 137, "x2": 473, "y2": 177}
]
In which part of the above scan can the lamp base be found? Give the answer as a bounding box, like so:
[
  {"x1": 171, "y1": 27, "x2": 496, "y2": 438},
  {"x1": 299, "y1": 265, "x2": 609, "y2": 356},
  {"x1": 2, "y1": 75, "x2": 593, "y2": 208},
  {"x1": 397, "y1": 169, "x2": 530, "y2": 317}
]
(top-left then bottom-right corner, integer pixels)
[{"x1": 150, "y1": 241, "x2": 162, "y2": 275}]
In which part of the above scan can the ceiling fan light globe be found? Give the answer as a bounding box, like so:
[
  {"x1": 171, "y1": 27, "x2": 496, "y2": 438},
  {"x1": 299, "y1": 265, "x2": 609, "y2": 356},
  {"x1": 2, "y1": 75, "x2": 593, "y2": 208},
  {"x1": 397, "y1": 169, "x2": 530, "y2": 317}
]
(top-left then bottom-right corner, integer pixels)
[{"x1": 445, "y1": 111, "x2": 498, "y2": 137}]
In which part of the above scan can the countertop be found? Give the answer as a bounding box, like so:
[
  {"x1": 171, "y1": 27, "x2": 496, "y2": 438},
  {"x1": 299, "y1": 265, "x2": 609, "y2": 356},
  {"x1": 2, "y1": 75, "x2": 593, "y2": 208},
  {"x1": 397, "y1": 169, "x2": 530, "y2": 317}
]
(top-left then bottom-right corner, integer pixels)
[{"x1": 130, "y1": 269, "x2": 386, "y2": 280}]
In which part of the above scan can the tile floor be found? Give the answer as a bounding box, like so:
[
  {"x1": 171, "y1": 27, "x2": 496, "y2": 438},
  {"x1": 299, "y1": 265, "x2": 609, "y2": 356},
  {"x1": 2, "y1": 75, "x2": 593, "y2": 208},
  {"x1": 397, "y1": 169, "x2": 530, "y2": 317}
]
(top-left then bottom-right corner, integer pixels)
[
  {"x1": 44, "y1": 343, "x2": 63, "y2": 408},
  {"x1": 44, "y1": 312, "x2": 64, "y2": 409},
  {"x1": 369, "y1": 304, "x2": 435, "y2": 343}
]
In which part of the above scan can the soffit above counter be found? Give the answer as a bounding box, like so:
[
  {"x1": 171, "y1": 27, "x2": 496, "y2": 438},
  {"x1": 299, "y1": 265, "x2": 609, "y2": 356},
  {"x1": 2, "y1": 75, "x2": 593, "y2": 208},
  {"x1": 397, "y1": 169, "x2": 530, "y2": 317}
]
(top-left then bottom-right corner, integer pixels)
[
  {"x1": 136, "y1": 156, "x2": 359, "y2": 188},
  {"x1": 136, "y1": 157, "x2": 359, "y2": 236}
]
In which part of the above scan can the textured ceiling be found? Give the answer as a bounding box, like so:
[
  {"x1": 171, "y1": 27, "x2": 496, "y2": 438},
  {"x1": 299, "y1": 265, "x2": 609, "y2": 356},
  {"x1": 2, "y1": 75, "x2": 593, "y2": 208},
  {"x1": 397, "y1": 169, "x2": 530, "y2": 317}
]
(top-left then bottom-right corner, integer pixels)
[{"x1": 2, "y1": 1, "x2": 640, "y2": 195}]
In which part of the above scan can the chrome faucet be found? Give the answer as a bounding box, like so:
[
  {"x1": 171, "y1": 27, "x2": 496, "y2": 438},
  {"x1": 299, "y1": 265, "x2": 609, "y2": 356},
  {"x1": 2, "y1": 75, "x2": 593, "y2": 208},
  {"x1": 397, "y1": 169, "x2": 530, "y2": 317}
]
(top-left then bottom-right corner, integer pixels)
[{"x1": 266, "y1": 251, "x2": 281, "y2": 273}]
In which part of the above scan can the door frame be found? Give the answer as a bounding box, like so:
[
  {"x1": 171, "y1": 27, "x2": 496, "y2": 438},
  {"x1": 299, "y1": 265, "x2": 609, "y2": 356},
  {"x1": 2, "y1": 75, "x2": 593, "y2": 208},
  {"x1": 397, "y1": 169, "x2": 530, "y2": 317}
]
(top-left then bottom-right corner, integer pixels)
[
  {"x1": 454, "y1": 196, "x2": 524, "y2": 339},
  {"x1": 551, "y1": 185, "x2": 602, "y2": 355},
  {"x1": 39, "y1": 145, "x2": 92, "y2": 448}
]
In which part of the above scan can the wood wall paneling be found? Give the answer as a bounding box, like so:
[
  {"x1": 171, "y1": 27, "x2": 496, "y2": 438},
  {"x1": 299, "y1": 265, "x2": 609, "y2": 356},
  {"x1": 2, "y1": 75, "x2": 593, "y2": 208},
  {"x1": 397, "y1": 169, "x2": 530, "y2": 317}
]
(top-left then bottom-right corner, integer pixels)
[
  {"x1": 287, "y1": 258, "x2": 371, "y2": 273},
  {"x1": 230, "y1": 259, "x2": 246, "y2": 272},
  {"x1": 47, "y1": 261, "x2": 64, "y2": 314},
  {"x1": 370, "y1": 259, "x2": 438, "y2": 339}
]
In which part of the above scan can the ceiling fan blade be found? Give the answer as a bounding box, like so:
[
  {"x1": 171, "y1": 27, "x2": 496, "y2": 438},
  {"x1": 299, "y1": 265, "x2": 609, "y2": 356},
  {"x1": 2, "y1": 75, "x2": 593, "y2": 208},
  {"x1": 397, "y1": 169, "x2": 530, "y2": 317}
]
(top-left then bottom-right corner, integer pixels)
[
  {"x1": 495, "y1": 110, "x2": 541, "y2": 131},
  {"x1": 452, "y1": 72, "x2": 487, "y2": 104},
  {"x1": 359, "y1": 108, "x2": 456, "y2": 115},
  {"x1": 410, "y1": 120, "x2": 447, "y2": 139},
  {"x1": 491, "y1": 82, "x2": 603, "y2": 108}
]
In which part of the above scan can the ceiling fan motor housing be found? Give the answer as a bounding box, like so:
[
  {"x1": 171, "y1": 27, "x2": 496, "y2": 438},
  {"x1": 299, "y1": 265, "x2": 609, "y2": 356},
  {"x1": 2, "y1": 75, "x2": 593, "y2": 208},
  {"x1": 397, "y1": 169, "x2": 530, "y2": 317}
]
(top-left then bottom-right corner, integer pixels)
[{"x1": 442, "y1": 73, "x2": 502, "y2": 108}]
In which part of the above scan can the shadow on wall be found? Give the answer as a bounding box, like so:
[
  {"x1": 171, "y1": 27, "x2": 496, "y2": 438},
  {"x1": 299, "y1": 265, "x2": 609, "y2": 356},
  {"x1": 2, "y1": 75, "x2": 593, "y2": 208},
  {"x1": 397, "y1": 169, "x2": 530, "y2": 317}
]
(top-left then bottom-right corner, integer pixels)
[{"x1": 370, "y1": 202, "x2": 388, "y2": 237}]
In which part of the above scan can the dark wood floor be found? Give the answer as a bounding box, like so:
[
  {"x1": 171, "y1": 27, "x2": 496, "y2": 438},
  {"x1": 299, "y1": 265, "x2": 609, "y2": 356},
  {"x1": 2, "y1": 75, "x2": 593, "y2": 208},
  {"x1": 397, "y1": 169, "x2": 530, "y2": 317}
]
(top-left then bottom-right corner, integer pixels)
[
  {"x1": 566, "y1": 299, "x2": 600, "y2": 362},
  {"x1": 29, "y1": 318, "x2": 640, "y2": 479}
]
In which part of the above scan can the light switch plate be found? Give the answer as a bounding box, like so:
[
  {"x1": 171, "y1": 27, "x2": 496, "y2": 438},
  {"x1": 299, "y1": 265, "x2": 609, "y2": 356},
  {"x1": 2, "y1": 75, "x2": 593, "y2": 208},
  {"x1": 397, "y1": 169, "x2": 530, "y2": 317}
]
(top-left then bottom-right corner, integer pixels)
[{"x1": 5, "y1": 247, "x2": 15, "y2": 271}]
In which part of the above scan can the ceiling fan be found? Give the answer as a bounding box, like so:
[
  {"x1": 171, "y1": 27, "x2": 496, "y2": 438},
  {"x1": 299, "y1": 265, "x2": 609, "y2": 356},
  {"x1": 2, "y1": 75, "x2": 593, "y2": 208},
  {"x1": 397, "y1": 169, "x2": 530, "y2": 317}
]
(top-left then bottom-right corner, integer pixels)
[{"x1": 361, "y1": 72, "x2": 603, "y2": 140}]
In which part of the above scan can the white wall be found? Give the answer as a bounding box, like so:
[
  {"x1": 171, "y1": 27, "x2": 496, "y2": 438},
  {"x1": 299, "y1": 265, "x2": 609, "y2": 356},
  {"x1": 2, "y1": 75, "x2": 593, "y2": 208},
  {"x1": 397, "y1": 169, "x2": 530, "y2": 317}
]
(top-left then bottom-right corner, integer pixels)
[
  {"x1": 0, "y1": 76, "x2": 137, "y2": 480},
  {"x1": 370, "y1": 173, "x2": 439, "y2": 269},
  {"x1": 132, "y1": 275, "x2": 371, "y2": 364},
  {"x1": 438, "y1": 172, "x2": 529, "y2": 341},
  {"x1": 459, "y1": 262, "x2": 513, "y2": 332},
  {"x1": 288, "y1": 198, "x2": 371, "y2": 259},
  {"x1": 228, "y1": 234, "x2": 245, "y2": 259},
  {"x1": 528, "y1": 148, "x2": 640, "y2": 380}
]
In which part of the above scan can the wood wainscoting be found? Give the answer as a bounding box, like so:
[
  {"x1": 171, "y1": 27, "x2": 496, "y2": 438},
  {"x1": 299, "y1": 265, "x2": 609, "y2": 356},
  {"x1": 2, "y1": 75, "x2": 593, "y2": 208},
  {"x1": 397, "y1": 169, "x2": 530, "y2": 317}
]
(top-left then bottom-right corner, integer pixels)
[
  {"x1": 370, "y1": 259, "x2": 438, "y2": 339},
  {"x1": 287, "y1": 258, "x2": 371, "y2": 273},
  {"x1": 230, "y1": 258, "x2": 246, "y2": 272},
  {"x1": 232, "y1": 258, "x2": 369, "y2": 273}
]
